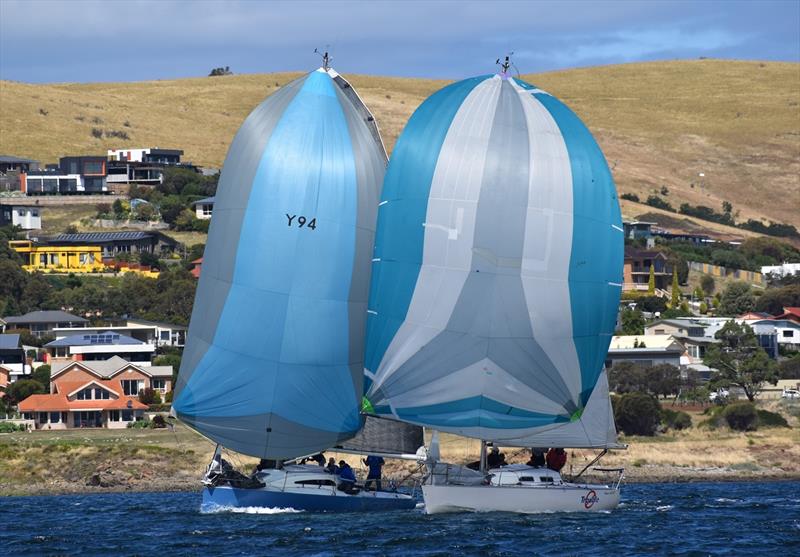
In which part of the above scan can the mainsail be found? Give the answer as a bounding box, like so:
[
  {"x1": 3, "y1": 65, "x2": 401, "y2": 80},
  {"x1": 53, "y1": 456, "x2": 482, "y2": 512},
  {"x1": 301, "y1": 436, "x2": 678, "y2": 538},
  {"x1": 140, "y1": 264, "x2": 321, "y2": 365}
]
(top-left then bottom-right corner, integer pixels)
[
  {"x1": 174, "y1": 67, "x2": 386, "y2": 458},
  {"x1": 364, "y1": 73, "x2": 623, "y2": 448}
]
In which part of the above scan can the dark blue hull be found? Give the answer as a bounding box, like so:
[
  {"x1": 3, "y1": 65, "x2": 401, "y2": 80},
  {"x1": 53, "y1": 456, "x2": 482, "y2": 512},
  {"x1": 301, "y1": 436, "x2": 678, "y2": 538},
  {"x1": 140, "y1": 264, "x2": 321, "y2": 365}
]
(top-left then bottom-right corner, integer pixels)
[{"x1": 201, "y1": 486, "x2": 417, "y2": 513}]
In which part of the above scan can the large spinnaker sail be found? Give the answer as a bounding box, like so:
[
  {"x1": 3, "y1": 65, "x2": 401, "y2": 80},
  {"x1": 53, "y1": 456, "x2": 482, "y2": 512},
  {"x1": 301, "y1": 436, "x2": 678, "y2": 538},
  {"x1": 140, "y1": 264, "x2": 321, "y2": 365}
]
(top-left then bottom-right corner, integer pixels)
[
  {"x1": 364, "y1": 74, "x2": 623, "y2": 447},
  {"x1": 174, "y1": 68, "x2": 386, "y2": 459}
]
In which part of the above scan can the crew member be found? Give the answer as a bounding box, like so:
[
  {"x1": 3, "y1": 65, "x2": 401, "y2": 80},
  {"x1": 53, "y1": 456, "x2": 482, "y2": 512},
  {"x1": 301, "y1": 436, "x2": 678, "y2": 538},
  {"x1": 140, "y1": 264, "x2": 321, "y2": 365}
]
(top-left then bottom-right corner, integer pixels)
[
  {"x1": 546, "y1": 448, "x2": 567, "y2": 472},
  {"x1": 527, "y1": 448, "x2": 546, "y2": 468},
  {"x1": 324, "y1": 457, "x2": 339, "y2": 475},
  {"x1": 337, "y1": 460, "x2": 357, "y2": 493},
  {"x1": 311, "y1": 453, "x2": 326, "y2": 467},
  {"x1": 487, "y1": 446, "x2": 503, "y2": 468},
  {"x1": 363, "y1": 455, "x2": 385, "y2": 491}
]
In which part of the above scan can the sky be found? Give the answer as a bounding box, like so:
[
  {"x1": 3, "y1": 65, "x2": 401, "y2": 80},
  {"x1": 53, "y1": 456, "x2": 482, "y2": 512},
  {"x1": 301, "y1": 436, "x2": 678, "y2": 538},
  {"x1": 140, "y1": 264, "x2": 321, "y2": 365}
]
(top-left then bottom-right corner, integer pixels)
[{"x1": 1, "y1": 0, "x2": 798, "y2": 83}]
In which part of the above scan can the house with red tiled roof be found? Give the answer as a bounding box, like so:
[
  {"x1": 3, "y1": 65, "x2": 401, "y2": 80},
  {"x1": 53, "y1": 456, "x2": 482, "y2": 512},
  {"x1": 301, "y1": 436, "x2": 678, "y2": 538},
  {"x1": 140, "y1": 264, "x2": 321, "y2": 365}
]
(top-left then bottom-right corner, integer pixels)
[
  {"x1": 189, "y1": 257, "x2": 202, "y2": 279},
  {"x1": 18, "y1": 356, "x2": 172, "y2": 429},
  {"x1": 773, "y1": 307, "x2": 800, "y2": 323}
]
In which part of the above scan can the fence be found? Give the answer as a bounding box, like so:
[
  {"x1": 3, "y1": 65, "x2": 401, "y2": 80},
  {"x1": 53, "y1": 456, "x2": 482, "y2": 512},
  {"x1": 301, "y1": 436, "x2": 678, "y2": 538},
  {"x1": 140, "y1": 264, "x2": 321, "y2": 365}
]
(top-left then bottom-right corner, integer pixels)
[{"x1": 688, "y1": 261, "x2": 765, "y2": 287}]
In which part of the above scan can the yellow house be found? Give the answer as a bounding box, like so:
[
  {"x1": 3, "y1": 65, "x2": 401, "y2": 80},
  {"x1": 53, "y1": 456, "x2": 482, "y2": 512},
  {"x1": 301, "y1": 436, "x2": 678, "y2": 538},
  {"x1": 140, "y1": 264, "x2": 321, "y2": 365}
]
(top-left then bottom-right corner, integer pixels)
[{"x1": 9, "y1": 240, "x2": 106, "y2": 273}]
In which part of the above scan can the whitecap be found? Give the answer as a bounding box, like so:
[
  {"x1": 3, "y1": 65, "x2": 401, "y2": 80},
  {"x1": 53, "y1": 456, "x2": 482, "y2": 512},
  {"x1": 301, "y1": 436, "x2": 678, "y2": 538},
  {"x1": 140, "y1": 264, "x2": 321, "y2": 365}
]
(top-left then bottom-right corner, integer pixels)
[
  {"x1": 656, "y1": 505, "x2": 673, "y2": 512},
  {"x1": 714, "y1": 498, "x2": 739, "y2": 503},
  {"x1": 415, "y1": 503, "x2": 425, "y2": 509},
  {"x1": 200, "y1": 504, "x2": 303, "y2": 515}
]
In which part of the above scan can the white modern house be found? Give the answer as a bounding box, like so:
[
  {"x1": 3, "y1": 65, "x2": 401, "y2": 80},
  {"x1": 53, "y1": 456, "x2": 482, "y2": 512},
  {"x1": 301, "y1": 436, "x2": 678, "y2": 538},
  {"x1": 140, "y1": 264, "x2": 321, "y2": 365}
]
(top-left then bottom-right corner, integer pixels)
[
  {"x1": 192, "y1": 196, "x2": 214, "y2": 220},
  {"x1": 44, "y1": 331, "x2": 156, "y2": 366},
  {"x1": 0, "y1": 203, "x2": 42, "y2": 229},
  {"x1": 761, "y1": 262, "x2": 800, "y2": 278},
  {"x1": 52, "y1": 317, "x2": 186, "y2": 348}
]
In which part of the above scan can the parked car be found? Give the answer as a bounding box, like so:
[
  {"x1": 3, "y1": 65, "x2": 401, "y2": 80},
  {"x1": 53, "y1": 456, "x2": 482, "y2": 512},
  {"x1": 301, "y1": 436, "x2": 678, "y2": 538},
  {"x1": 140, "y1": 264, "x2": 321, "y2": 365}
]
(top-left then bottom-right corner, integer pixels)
[
  {"x1": 781, "y1": 389, "x2": 800, "y2": 400},
  {"x1": 709, "y1": 388, "x2": 730, "y2": 402}
]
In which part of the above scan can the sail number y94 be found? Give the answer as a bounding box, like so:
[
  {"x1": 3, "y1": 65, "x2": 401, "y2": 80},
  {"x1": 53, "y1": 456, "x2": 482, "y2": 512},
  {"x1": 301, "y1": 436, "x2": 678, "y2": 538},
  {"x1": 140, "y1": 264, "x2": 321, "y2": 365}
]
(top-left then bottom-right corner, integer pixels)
[{"x1": 286, "y1": 214, "x2": 317, "y2": 230}]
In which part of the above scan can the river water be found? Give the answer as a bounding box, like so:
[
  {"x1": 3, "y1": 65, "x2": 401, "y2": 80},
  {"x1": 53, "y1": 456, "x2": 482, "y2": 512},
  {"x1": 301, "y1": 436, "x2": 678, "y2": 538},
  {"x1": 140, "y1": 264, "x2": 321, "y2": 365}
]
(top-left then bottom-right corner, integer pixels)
[{"x1": 2, "y1": 481, "x2": 798, "y2": 556}]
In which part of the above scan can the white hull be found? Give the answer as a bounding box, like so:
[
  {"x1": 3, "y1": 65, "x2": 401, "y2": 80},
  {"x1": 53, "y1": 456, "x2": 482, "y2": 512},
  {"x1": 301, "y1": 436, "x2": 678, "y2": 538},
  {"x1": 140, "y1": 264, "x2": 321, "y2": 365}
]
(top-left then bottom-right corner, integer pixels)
[{"x1": 422, "y1": 483, "x2": 620, "y2": 514}]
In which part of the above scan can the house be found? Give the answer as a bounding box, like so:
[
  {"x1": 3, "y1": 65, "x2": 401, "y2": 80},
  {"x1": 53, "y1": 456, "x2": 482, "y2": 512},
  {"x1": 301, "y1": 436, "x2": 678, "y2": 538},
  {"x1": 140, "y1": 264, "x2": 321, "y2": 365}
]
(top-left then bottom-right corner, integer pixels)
[
  {"x1": 606, "y1": 335, "x2": 685, "y2": 369},
  {"x1": 752, "y1": 319, "x2": 800, "y2": 352},
  {"x1": 45, "y1": 231, "x2": 177, "y2": 258},
  {"x1": 189, "y1": 256, "x2": 203, "y2": 278},
  {"x1": 52, "y1": 317, "x2": 187, "y2": 348},
  {"x1": 106, "y1": 148, "x2": 188, "y2": 193},
  {"x1": 737, "y1": 311, "x2": 774, "y2": 323},
  {"x1": 0, "y1": 155, "x2": 40, "y2": 174},
  {"x1": 22, "y1": 156, "x2": 107, "y2": 195},
  {"x1": 622, "y1": 221, "x2": 655, "y2": 246},
  {"x1": 650, "y1": 230, "x2": 712, "y2": 244},
  {"x1": 3, "y1": 310, "x2": 88, "y2": 338},
  {"x1": 761, "y1": 263, "x2": 800, "y2": 279},
  {"x1": 0, "y1": 155, "x2": 40, "y2": 191},
  {"x1": 645, "y1": 319, "x2": 707, "y2": 338},
  {"x1": 622, "y1": 247, "x2": 672, "y2": 293},
  {"x1": 0, "y1": 334, "x2": 28, "y2": 381},
  {"x1": 9, "y1": 239, "x2": 105, "y2": 273},
  {"x1": 17, "y1": 356, "x2": 172, "y2": 430},
  {"x1": 0, "y1": 202, "x2": 42, "y2": 229},
  {"x1": 192, "y1": 196, "x2": 215, "y2": 220},
  {"x1": 43, "y1": 330, "x2": 156, "y2": 366},
  {"x1": 0, "y1": 365, "x2": 10, "y2": 392},
  {"x1": 772, "y1": 307, "x2": 800, "y2": 323}
]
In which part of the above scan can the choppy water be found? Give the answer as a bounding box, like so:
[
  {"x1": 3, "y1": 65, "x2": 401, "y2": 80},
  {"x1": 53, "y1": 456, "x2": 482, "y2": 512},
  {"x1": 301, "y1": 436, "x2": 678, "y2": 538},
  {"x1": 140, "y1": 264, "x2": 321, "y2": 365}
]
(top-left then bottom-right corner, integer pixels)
[{"x1": 2, "y1": 482, "x2": 799, "y2": 556}]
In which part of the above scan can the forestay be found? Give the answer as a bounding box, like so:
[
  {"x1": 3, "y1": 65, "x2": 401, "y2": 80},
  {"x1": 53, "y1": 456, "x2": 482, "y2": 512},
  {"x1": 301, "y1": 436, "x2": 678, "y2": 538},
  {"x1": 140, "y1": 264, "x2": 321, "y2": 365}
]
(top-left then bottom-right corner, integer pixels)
[
  {"x1": 174, "y1": 68, "x2": 386, "y2": 458},
  {"x1": 364, "y1": 73, "x2": 623, "y2": 448}
]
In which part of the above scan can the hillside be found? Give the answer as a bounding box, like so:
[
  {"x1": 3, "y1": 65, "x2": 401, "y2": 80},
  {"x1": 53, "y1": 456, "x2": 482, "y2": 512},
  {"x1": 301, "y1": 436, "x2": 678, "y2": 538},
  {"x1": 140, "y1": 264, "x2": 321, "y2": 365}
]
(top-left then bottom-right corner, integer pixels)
[{"x1": 1, "y1": 60, "x2": 798, "y2": 229}]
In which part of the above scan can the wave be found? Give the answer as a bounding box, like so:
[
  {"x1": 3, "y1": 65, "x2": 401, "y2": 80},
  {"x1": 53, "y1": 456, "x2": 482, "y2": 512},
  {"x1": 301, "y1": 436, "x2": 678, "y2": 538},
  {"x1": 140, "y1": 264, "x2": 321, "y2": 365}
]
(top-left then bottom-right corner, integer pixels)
[
  {"x1": 656, "y1": 505, "x2": 673, "y2": 512},
  {"x1": 200, "y1": 504, "x2": 303, "y2": 515}
]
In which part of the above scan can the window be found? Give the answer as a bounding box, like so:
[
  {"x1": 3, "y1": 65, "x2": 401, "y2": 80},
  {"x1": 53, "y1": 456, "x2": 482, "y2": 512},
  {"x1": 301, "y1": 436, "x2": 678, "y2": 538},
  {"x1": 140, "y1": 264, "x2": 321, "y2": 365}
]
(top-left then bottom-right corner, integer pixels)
[
  {"x1": 152, "y1": 378, "x2": 166, "y2": 392},
  {"x1": 49, "y1": 412, "x2": 60, "y2": 423},
  {"x1": 202, "y1": 204, "x2": 212, "y2": 216},
  {"x1": 783, "y1": 330, "x2": 794, "y2": 338},
  {"x1": 121, "y1": 410, "x2": 133, "y2": 422},
  {"x1": 94, "y1": 387, "x2": 110, "y2": 400},
  {"x1": 122, "y1": 380, "x2": 143, "y2": 396},
  {"x1": 654, "y1": 329, "x2": 665, "y2": 334},
  {"x1": 160, "y1": 331, "x2": 170, "y2": 340},
  {"x1": 39, "y1": 412, "x2": 48, "y2": 423},
  {"x1": 76, "y1": 388, "x2": 93, "y2": 400},
  {"x1": 109, "y1": 410, "x2": 120, "y2": 422},
  {"x1": 32, "y1": 210, "x2": 38, "y2": 217},
  {"x1": 688, "y1": 345, "x2": 700, "y2": 358},
  {"x1": 294, "y1": 479, "x2": 335, "y2": 486},
  {"x1": 83, "y1": 161, "x2": 103, "y2": 175}
]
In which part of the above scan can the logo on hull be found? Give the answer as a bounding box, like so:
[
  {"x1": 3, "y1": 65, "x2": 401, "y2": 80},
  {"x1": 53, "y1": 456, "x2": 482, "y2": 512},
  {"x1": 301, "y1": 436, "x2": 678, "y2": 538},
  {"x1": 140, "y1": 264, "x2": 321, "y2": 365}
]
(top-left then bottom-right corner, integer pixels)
[{"x1": 581, "y1": 489, "x2": 599, "y2": 509}]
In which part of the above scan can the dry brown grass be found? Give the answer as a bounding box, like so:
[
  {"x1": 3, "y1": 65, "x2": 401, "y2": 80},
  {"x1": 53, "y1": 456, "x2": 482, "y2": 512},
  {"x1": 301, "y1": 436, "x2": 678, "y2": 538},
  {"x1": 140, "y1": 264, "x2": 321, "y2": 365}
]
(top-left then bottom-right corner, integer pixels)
[{"x1": 2, "y1": 60, "x2": 797, "y2": 230}]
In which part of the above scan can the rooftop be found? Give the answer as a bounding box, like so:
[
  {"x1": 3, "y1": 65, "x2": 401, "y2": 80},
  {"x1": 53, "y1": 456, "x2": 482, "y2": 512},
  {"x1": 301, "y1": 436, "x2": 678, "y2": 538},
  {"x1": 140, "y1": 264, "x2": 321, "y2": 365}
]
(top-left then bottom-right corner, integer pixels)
[
  {"x1": 45, "y1": 331, "x2": 144, "y2": 348},
  {"x1": 0, "y1": 155, "x2": 39, "y2": 164},
  {"x1": 51, "y1": 355, "x2": 172, "y2": 378},
  {"x1": 50, "y1": 231, "x2": 158, "y2": 243},
  {"x1": 609, "y1": 334, "x2": 684, "y2": 351},
  {"x1": 3, "y1": 310, "x2": 87, "y2": 325},
  {"x1": 0, "y1": 334, "x2": 21, "y2": 350},
  {"x1": 191, "y1": 196, "x2": 215, "y2": 206}
]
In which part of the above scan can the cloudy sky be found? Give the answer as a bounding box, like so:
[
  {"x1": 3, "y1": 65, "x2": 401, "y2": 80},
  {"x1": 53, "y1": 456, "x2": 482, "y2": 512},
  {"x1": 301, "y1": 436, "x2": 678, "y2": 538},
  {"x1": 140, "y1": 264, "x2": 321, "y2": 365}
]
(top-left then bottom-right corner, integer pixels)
[{"x1": 1, "y1": 0, "x2": 798, "y2": 83}]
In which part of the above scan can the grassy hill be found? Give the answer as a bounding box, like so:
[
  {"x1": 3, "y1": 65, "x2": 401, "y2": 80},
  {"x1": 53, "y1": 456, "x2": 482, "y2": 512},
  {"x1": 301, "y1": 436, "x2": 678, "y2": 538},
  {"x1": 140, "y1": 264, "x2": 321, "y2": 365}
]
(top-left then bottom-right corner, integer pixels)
[{"x1": 1, "y1": 60, "x2": 798, "y2": 230}]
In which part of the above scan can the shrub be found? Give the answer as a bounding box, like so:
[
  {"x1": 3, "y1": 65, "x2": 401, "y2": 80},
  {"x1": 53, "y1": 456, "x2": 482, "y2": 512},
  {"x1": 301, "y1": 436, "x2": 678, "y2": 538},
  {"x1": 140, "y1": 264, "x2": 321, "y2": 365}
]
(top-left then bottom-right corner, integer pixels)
[
  {"x1": 661, "y1": 408, "x2": 692, "y2": 431},
  {"x1": 126, "y1": 419, "x2": 152, "y2": 429},
  {"x1": 152, "y1": 415, "x2": 167, "y2": 429},
  {"x1": 722, "y1": 402, "x2": 758, "y2": 431},
  {"x1": 138, "y1": 388, "x2": 158, "y2": 405},
  {"x1": 164, "y1": 390, "x2": 173, "y2": 403},
  {"x1": 756, "y1": 409, "x2": 789, "y2": 428},
  {"x1": 91, "y1": 127, "x2": 103, "y2": 139},
  {"x1": 620, "y1": 193, "x2": 640, "y2": 202},
  {"x1": 0, "y1": 422, "x2": 25, "y2": 433},
  {"x1": 645, "y1": 195, "x2": 675, "y2": 212},
  {"x1": 614, "y1": 392, "x2": 662, "y2": 436}
]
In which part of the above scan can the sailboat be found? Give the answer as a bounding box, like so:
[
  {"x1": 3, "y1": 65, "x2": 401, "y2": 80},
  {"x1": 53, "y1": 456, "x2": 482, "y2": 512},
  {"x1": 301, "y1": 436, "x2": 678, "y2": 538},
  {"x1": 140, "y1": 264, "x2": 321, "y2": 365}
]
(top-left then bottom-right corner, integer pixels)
[
  {"x1": 362, "y1": 62, "x2": 625, "y2": 514},
  {"x1": 172, "y1": 56, "x2": 416, "y2": 512}
]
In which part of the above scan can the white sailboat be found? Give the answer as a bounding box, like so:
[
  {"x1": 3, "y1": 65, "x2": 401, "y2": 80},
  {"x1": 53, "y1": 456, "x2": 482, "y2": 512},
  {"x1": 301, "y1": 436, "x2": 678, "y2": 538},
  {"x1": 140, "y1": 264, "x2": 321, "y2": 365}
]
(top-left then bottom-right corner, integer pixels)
[
  {"x1": 362, "y1": 61, "x2": 625, "y2": 514},
  {"x1": 172, "y1": 54, "x2": 415, "y2": 512}
]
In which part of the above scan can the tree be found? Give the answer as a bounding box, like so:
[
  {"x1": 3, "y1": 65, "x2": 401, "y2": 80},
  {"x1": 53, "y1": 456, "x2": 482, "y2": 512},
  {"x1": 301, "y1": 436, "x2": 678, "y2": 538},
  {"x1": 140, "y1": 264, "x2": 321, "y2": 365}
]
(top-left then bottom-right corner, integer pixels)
[
  {"x1": 608, "y1": 362, "x2": 647, "y2": 394},
  {"x1": 754, "y1": 284, "x2": 800, "y2": 315},
  {"x1": 613, "y1": 392, "x2": 661, "y2": 436},
  {"x1": 700, "y1": 274, "x2": 715, "y2": 296},
  {"x1": 112, "y1": 198, "x2": 126, "y2": 218},
  {"x1": 718, "y1": 281, "x2": 755, "y2": 316},
  {"x1": 646, "y1": 364, "x2": 681, "y2": 398},
  {"x1": 778, "y1": 355, "x2": 800, "y2": 379},
  {"x1": 670, "y1": 268, "x2": 681, "y2": 308},
  {"x1": 31, "y1": 365, "x2": 51, "y2": 389},
  {"x1": 620, "y1": 308, "x2": 645, "y2": 335},
  {"x1": 4, "y1": 379, "x2": 45, "y2": 405},
  {"x1": 647, "y1": 264, "x2": 655, "y2": 294},
  {"x1": 95, "y1": 202, "x2": 112, "y2": 216},
  {"x1": 704, "y1": 321, "x2": 778, "y2": 401}
]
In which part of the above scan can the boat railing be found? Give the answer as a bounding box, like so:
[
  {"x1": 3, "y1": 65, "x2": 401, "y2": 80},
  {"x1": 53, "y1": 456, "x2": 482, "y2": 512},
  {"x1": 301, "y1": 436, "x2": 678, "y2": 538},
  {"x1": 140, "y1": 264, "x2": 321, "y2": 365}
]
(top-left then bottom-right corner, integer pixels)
[{"x1": 593, "y1": 467, "x2": 625, "y2": 490}]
